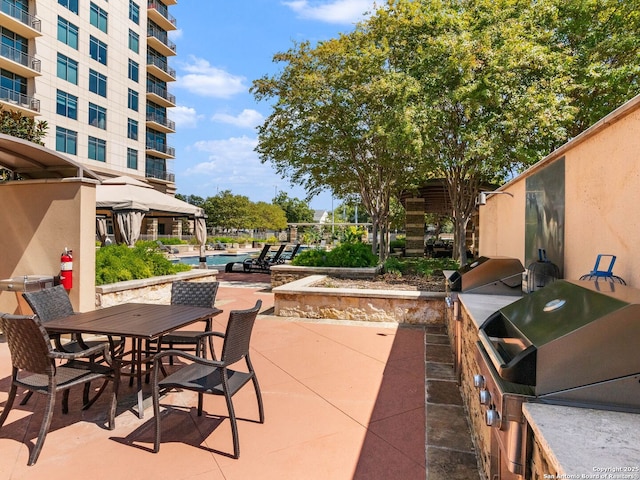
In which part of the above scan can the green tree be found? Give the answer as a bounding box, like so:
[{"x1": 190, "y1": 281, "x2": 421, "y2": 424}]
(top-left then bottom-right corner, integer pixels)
[
  {"x1": 203, "y1": 190, "x2": 252, "y2": 231},
  {"x1": 250, "y1": 201, "x2": 288, "y2": 231},
  {"x1": 0, "y1": 108, "x2": 48, "y2": 180},
  {"x1": 252, "y1": 26, "x2": 423, "y2": 261},
  {"x1": 376, "y1": 0, "x2": 575, "y2": 263},
  {"x1": 272, "y1": 191, "x2": 314, "y2": 223}
]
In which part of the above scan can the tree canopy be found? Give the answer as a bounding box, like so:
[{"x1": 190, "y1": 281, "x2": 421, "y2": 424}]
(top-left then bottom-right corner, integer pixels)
[{"x1": 252, "y1": 0, "x2": 640, "y2": 263}]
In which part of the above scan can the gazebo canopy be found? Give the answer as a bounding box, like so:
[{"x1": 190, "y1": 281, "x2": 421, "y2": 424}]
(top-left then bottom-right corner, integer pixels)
[{"x1": 96, "y1": 176, "x2": 204, "y2": 217}]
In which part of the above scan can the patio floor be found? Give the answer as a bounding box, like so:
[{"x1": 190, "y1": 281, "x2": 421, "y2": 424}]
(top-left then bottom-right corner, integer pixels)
[{"x1": 0, "y1": 274, "x2": 479, "y2": 480}]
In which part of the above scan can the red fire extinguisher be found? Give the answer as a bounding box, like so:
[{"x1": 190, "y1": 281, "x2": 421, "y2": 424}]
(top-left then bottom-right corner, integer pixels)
[{"x1": 60, "y1": 248, "x2": 73, "y2": 291}]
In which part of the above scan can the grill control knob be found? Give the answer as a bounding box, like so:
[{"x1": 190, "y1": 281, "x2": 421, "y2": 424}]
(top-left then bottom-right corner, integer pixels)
[
  {"x1": 486, "y1": 409, "x2": 501, "y2": 428},
  {"x1": 479, "y1": 389, "x2": 491, "y2": 405},
  {"x1": 473, "y1": 374, "x2": 485, "y2": 389}
]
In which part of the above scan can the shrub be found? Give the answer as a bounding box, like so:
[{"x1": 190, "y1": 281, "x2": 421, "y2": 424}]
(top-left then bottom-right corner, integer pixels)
[
  {"x1": 292, "y1": 243, "x2": 378, "y2": 268},
  {"x1": 389, "y1": 238, "x2": 406, "y2": 250},
  {"x1": 383, "y1": 257, "x2": 459, "y2": 277},
  {"x1": 159, "y1": 238, "x2": 185, "y2": 245},
  {"x1": 96, "y1": 241, "x2": 191, "y2": 285}
]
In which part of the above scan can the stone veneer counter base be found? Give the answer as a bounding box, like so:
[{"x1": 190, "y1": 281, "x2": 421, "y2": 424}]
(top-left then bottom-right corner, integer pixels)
[{"x1": 273, "y1": 275, "x2": 445, "y2": 325}]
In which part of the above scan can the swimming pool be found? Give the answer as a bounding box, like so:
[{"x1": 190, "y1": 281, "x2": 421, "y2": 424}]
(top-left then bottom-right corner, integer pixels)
[{"x1": 174, "y1": 254, "x2": 250, "y2": 266}]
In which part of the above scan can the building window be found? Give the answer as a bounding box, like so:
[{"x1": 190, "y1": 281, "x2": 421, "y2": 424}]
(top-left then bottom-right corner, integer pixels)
[
  {"x1": 127, "y1": 88, "x2": 138, "y2": 111},
  {"x1": 90, "y1": 3, "x2": 108, "y2": 33},
  {"x1": 58, "y1": 0, "x2": 78, "y2": 15},
  {"x1": 1, "y1": 28, "x2": 28, "y2": 65},
  {"x1": 128, "y1": 29, "x2": 139, "y2": 54},
  {"x1": 127, "y1": 148, "x2": 138, "y2": 169},
  {"x1": 89, "y1": 36, "x2": 107, "y2": 65},
  {"x1": 1, "y1": 69, "x2": 26, "y2": 102},
  {"x1": 88, "y1": 136, "x2": 106, "y2": 162},
  {"x1": 89, "y1": 103, "x2": 107, "y2": 129},
  {"x1": 129, "y1": 0, "x2": 140, "y2": 24},
  {"x1": 127, "y1": 118, "x2": 138, "y2": 140},
  {"x1": 56, "y1": 90, "x2": 77, "y2": 119},
  {"x1": 56, "y1": 53, "x2": 78, "y2": 84},
  {"x1": 128, "y1": 59, "x2": 139, "y2": 82},
  {"x1": 56, "y1": 126, "x2": 77, "y2": 155},
  {"x1": 57, "y1": 17, "x2": 79, "y2": 49},
  {"x1": 89, "y1": 69, "x2": 107, "y2": 97}
]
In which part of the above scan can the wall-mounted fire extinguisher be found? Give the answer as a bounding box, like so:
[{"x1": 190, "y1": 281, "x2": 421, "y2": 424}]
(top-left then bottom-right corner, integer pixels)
[{"x1": 60, "y1": 248, "x2": 73, "y2": 291}]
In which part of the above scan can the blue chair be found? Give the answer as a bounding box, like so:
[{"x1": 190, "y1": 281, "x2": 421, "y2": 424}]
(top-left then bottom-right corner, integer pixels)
[{"x1": 579, "y1": 254, "x2": 626, "y2": 284}]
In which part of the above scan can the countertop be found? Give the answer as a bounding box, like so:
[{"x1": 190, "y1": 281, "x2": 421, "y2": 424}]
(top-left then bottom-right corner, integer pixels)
[{"x1": 457, "y1": 292, "x2": 640, "y2": 478}]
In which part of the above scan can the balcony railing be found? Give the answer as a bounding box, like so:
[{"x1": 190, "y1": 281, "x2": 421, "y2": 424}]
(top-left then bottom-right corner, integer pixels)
[
  {"x1": 147, "y1": 54, "x2": 176, "y2": 78},
  {"x1": 0, "y1": 44, "x2": 40, "y2": 71},
  {"x1": 147, "y1": 1, "x2": 177, "y2": 28},
  {"x1": 146, "y1": 141, "x2": 175, "y2": 157},
  {"x1": 1, "y1": 0, "x2": 41, "y2": 31},
  {"x1": 146, "y1": 113, "x2": 175, "y2": 131},
  {"x1": 147, "y1": 26, "x2": 176, "y2": 53},
  {"x1": 146, "y1": 83, "x2": 176, "y2": 104},
  {"x1": 145, "y1": 169, "x2": 175, "y2": 182},
  {"x1": 0, "y1": 87, "x2": 40, "y2": 112}
]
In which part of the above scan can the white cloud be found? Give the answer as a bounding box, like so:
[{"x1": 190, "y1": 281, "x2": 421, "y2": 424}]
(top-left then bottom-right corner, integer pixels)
[
  {"x1": 170, "y1": 105, "x2": 203, "y2": 129},
  {"x1": 168, "y1": 28, "x2": 183, "y2": 40},
  {"x1": 283, "y1": 0, "x2": 377, "y2": 24},
  {"x1": 175, "y1": 56, "x2": 247, "y2": 98},
  {"x1": 211, "y1": 109, "x2": 264, "y2": 129}
]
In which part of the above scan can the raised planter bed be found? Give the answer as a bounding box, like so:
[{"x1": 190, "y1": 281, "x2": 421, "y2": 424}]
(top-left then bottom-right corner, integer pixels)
[
  {"x1": 269, "y1": 264, "x2": 382, "y2": 287},
  {"x1": 95, "y1": 269, "x2": 218, "y2": 308},
  {"x1": 273, "y1": 274, "x2": 446, "y2": 325}
]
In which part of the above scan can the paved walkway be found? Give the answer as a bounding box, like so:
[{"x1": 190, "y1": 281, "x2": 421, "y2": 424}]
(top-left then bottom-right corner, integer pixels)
[{"x1": 0, "y1": 275, "x2": 479, "y2": 479}]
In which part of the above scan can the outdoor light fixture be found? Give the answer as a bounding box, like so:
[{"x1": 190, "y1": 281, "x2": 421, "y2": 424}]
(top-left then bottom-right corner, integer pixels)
[{"x1": 476, "y1": 191, "x2": 514, "y2": 206}]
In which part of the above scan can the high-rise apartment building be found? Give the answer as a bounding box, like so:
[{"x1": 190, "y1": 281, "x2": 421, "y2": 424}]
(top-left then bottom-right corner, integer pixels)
[{"x1": 0, "y1": 0, "x2": 177, "y2": 194}]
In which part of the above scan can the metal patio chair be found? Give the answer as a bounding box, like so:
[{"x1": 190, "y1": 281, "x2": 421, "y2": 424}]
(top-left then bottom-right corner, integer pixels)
[
  {"x1": 150, "y1": 281, "x2": 223, "y2": 365},
  {"x1": 151, "y1": 300, "x2": 264, "y2": 458},
  {"x1": 0, "y1": 313, "x2": 119, "y2": 465},
  {"x1": 22, "y1": 285, "x2": 124, "y2": 408}
]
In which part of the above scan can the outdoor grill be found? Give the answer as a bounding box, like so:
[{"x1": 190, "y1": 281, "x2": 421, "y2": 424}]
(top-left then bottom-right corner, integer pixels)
[
  {"x1": 0, "y1": 275, "x2": 57, "y2": 293},
  {"x1": 446, "y1": 256, "x2": 524, "y2": 295},
  {"x1": 473, "y1": 279, "x2": 640, "y2": 479}
]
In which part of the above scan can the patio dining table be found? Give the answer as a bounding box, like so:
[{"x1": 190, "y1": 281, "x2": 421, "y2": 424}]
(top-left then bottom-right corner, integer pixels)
[{"x1": 43, "y1": 302, "x2": 221, "y2": 418}]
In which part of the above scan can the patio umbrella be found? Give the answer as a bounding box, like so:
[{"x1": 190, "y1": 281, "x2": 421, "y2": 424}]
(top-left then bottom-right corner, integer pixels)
[
  {"x1": 195, "y1": 216, "x2": 208, "y2": 268},
  {"x1": 96, "y1": 216, "x2": 108, "y2": 246},
  {"x1": 114, "y1": 209, "x2": 147, "y2": 246}
]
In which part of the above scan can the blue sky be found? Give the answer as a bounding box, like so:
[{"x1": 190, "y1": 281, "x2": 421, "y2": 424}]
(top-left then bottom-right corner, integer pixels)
[{"x1": 167, "y1": 0, "x2": 379, "y2": 210}]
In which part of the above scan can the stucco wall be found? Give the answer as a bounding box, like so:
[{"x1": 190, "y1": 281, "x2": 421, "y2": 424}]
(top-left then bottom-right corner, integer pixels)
[
  {"x1": 479, "y1": 95, "x2": 640, "y2": 287},
  {"x1": 0, "y1": 179, "x2": 97, "y2": 313}
]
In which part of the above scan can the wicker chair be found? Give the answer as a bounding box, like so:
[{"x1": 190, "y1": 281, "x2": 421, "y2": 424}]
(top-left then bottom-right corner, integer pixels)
[
  {"x1": 151, "y1": 300, "x2": 264, "y2": 458},
  {"x1": 0, "y1": 313, "x2": 119, "y2": 466},
  {"x1": 21, "y1": 285, "x2": 124, "y2": 408},
  {"x1": 150, "y1": 281, "x2": 222, "y2": 365}
]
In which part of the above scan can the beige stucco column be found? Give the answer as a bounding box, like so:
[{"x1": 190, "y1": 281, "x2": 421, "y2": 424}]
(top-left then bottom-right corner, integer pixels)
[{"x1": 0, "y1": 178, "x2": 98, "y2": 313}]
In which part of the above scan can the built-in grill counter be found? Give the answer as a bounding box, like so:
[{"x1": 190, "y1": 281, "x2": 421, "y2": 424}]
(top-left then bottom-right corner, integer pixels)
[
  {"x1": 444, "y1": 257, "x2": 524, "y2": 382},
  {"x1": 478, "y1": 279, "x2": 640, "y2": 410},
  {"x1": 472, "y1": 279, "x2": 640, "y2": 479}
]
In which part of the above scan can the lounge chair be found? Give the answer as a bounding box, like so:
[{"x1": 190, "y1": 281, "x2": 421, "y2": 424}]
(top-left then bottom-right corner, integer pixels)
[
  {"x1": 279, "y1": 243, "x2": 301, "y2": 263},
  {"x1": 244, "y1": 244, "x2": 286, "y2": 273},
  {"x1": 156, "y1": 240, "x2": 178, "y2": 254},
  {"x1": 225, "y1": 244, "x2": 272, "y2": 273}
]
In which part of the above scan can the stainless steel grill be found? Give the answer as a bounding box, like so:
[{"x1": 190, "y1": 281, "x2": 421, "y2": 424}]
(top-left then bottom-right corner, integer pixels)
[
  {"x1": 473, "y1": 279, "x2": 640, "y2": 479},
  {"x1": 0, "y1": 275, "x2": 56, "y2": 292},
  {"x1": 446, "y1": 256, "x2": 524, "y2": 295}
]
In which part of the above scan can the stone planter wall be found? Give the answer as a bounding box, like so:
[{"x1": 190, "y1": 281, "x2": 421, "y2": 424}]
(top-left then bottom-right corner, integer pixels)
[
  {"x1": 273, "y1": 275, "x2": 446, "y2": 325},
  {"x1": 95, "y1": 269, "x2": 218, "y2": 308},
  {"x1": 270, "y1": 264, "x2": 382, "y2": 288}
]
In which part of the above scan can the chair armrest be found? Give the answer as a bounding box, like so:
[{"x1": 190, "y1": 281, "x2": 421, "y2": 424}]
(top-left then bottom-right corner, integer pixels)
[
  {"x1": 49, "y1": 342, "x2": 111, "y2": 362},
  {"x1": 152, "y1": 349, "x2": 222, "y2": 369}
]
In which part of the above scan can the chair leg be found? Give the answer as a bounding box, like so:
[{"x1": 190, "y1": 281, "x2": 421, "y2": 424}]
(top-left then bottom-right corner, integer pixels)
[
  {"x1": 251, "y1": 375, "x2": 265, "y2": 424},
  {"x1": 19, "y1": 390, "x2": 33, "y2": 406},
  {"x1": 82, "y1": 379, "x2": 110, "y2": 411},
  {"x1": 0, "y1": 384, "x2": 18, "y2": 428},
  {"x1": 83, "y1": 382, "x2": 91, "y2": 406},
  {"x1": 223, "y1": 390, "x2": 240, "y2": 459},
  {"x1": 152, "y1": 368, "x2": 162, "y2": 452},
  {"x1": 62, "y1": 390, "x2": 70, "y2": 414},
  {"x1": 29, "y1": 389, "x2": 56, "y2": 465},
  {"x1": 197, "y1": 392, "x2": 203, "y2": 416}
]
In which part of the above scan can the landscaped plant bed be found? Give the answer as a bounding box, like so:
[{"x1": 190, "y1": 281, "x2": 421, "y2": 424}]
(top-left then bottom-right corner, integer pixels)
[{"x1": 272, "y1": 274, "x2": 446, "y2": 325}]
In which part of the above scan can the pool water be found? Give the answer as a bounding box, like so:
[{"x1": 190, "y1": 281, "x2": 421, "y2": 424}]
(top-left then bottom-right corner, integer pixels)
[{"x1": 174, "y1": 254, "x2": 250, "y2": 266}]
